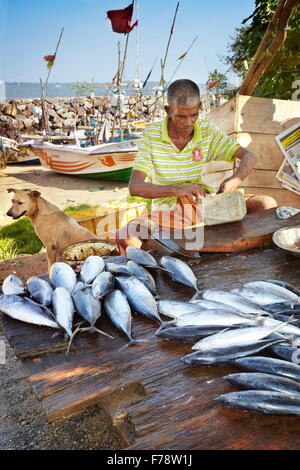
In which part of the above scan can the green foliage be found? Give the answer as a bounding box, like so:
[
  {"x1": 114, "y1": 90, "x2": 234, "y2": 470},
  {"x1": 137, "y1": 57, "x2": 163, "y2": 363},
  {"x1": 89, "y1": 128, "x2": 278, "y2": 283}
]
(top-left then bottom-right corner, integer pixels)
[
  {"x1": 67, "y1": 80, "x2": 95, "y2": 97},
  {"x1": 64, "y1": 203, "x2": 92, "y2": 213},
  {"x1": 224, "y1": 0, "x2": 300, "y2": 99},
  {"x1": 206, "y1": 69, "x2": 229, "y2": 93}
]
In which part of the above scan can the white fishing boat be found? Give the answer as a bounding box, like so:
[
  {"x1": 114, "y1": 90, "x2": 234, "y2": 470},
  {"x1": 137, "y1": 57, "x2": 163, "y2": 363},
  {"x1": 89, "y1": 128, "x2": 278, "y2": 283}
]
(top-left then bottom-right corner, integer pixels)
[{"x1": 31, "y1": 136, "x2": 139, "y2": 181}]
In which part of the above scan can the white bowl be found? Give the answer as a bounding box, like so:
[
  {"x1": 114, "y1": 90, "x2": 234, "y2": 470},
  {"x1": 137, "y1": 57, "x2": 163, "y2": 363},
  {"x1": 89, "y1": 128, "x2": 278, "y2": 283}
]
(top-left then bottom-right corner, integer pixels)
[{"x1": 272, "y1": 226, "x2": 300, "y2": 258}]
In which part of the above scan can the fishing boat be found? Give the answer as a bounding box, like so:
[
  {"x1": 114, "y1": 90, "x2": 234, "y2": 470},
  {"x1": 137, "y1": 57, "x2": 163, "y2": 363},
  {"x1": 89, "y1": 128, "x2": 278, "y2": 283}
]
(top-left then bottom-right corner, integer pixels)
[{"x1": 31, "y1": 136, "x2": 139, "y2": 181}]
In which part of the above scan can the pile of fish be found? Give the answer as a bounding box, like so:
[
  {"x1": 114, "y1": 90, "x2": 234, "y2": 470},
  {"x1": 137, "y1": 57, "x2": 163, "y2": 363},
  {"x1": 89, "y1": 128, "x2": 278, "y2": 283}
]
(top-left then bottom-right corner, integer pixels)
[
  {"x1": 0, "y1": 247, "x2": 200, "y2": 355},
  {"x1": 155, "y1": 279, "x2": 300, "y2": 415},
  {"x1": 3, "y1": 246, "x2": 300, "y2": 415}
]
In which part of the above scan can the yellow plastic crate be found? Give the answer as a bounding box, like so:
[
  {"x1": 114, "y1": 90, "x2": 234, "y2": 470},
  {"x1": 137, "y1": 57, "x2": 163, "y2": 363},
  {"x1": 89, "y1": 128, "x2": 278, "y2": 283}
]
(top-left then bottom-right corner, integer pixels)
[{"x1": 69, "y1": 200, "x2": 147, "y2": 240}]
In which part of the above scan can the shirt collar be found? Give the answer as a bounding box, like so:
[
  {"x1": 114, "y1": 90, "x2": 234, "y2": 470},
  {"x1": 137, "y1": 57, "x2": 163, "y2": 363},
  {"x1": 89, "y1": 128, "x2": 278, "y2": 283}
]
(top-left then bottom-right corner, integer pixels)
[{"x1": 161, "y1": 117, "x2": 202, "y2": 145}]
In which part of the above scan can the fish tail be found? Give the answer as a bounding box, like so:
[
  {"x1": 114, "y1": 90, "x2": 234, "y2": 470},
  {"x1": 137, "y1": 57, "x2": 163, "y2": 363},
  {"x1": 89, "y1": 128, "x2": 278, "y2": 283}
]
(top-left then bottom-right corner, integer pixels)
[
  {"x1": 90, "y1": 326, "x2": 114, "y2": 339},
  {"x1": 155, "y1": 320, "x2": 175, "y2": 334},
  {"x1": 118, "y1": 338, "x2": 144, "y2": 351},
  {"x1": 66, "y1": 324, "x2": 82, "y2": 357},
  {"x1": 190, "y1": 291, "x2": 202, "y2": 301}
]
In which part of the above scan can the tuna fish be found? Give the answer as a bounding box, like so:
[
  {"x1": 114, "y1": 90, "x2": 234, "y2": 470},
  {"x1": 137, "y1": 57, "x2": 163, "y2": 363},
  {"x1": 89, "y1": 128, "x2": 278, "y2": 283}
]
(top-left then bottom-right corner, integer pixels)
[
  {"x1": 126, "y1": 246, "x2": 158, "y2": 267},
  {"x1": 52, "y1": 287, "x2": 74, "y2": 338},
  {"x1": 159, "y1": 256, "x2": 199, "y2": 292},
  {"x1": 270, "y1": 342, "x2": 297, "y2": 362},
  {"x1": 104, "y1": 290, "x2": 135, "y2": 346},
  {"x1": 234, "y1": 356, "x2": 300, "y2": 382},
  {"x1": 26, "y1": 276, "x2": 53, "y2": 306},
  {"x1": 217, "y1": 390, "x2": 300, "y2": 415},
  {"x1": 182, "y1": 338, "x2": 283, "y2": 365},
  {"x1": 262, "y1": 302, "x2": 300, "y2": 314},
  {"x1": 50, "y1": 262, "x2": 77, "y2": 294},
  {"x1": 157, "y1": 300, "x2": 205, "y2": 318},
  {"x1": 264, "y1": 280, "x2": 300, "y2": 298},
  {"x1": 2, "y1": 275, "x2": 25, "y2": 295},
  {"x1": 0, "y1": 294, "x2": 59, "y2": 329},
  {"x1": 243, "y1": 281, "x2": 299, "y2": 302},
  {"x1": 91, "y1": 272, "x2": 114, "y2": 299},
  {"x1": 202, "y1": 290, "x2": 266, "y2": 315},
  {"x1": 231, "y1": 287, "x2": 292, "y2": 306},
  {"x1": 155, "y1": 325, "x2": 226, "y2": 343},
  {"x1": 224, "y1": 372, "x2": 300, "y2": 397},
  {"x1": 105, "y1": 263, "x2": 131, "y2": 276},
  {"x1": 127, "y1": 260, "x2": 157, "y2": 296},
  {"x1": 115, "y1": 276, "x2": 162, "y2": 323},
  {"x1": 189, "y1": 299, "x2": 237, "y2": 311},
  {"x1": 80, "y1": 256, "x2": 105, "y2": 284}
]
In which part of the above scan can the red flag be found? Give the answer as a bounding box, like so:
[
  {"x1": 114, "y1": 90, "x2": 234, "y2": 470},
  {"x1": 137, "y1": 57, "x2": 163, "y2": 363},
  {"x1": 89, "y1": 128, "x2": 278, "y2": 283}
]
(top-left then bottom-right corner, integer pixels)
[
  {"x1": 43, "y1": 54, "x2": 56, "y2": 69},
  {"x1": 208, "y1": 80, "x2": 220, "y2": 89},
  {"x1": 107, "y1": 3, "x2": 138, "y2": 34}
]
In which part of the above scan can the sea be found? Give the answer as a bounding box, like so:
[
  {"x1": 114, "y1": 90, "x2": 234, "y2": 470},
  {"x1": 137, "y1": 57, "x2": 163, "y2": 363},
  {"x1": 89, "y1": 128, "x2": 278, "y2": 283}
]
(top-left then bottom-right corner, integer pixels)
[{"x1": 1, "y1": 81, "x2": 210, "y2": 101}]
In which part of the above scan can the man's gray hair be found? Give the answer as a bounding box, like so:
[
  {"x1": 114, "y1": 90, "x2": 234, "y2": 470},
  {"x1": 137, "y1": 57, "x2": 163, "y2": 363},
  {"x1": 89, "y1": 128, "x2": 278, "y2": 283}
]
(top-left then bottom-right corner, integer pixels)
[{"x1": 167, "y1": 79, "x2": 201, "y2": 108}]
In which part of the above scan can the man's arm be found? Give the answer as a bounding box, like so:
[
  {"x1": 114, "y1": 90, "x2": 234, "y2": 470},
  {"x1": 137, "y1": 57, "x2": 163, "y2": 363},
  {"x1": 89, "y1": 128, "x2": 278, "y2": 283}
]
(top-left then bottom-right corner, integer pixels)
[
  {"x1": 217, "y1": 146, "x2": 256, "y2": 193},
  {"x1": 129, "y1": 170, "x2": 207, "y2": 202}
]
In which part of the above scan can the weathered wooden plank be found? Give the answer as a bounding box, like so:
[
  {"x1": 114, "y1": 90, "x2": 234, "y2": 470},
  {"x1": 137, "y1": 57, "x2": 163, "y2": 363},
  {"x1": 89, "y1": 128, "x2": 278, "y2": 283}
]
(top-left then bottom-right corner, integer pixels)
[
  {"x1": 240, "y1": 169, "x2": 282, "y2": 189},
  {"x1": 241, "y1": 186, "x2": 300, "y2": 208},
  {"x1": 234, "y1": 132, "x2": 284, "y2": 171}
]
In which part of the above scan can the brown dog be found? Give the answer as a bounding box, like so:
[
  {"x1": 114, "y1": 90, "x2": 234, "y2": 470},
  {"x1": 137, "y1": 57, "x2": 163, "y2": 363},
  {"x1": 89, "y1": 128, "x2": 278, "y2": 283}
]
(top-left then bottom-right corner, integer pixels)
[{"x1": 6, "y1": 188, "x2": 100, "y2": 270}]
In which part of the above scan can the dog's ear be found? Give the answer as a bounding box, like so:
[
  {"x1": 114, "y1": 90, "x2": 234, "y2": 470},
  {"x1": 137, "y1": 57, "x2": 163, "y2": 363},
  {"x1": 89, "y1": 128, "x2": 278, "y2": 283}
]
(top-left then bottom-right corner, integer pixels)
[
  {"x1": 29, "y1": 190, "x2": 41, "y2": 199},
  {"x1": 7, "y1": 188, "x2": 16, "y2": 193}
]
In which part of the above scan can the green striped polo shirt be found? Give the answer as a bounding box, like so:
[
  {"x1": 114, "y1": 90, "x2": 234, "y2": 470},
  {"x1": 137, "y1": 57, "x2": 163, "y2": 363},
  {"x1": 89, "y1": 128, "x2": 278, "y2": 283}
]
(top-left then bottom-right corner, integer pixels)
[{"x1": 132, "y1": 117, "x2": 239, "y2": 212}]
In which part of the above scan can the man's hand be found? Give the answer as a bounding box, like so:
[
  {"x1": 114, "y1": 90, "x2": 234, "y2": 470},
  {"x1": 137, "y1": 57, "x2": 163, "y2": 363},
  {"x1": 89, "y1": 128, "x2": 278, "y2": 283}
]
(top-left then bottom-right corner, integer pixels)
[
  {"x1": 217, "y1": 175, "x2": 242, "y2": 194},
  {"x1": 176, "y1": 184, "x2": 207, "y2": 202}
]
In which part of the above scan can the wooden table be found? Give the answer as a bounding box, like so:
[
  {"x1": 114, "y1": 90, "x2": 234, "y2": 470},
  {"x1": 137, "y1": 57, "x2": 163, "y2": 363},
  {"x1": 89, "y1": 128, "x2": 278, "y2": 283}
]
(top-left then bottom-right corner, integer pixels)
[{"x1": 2, "y1": 247, "x2": 300, "y2": 450}]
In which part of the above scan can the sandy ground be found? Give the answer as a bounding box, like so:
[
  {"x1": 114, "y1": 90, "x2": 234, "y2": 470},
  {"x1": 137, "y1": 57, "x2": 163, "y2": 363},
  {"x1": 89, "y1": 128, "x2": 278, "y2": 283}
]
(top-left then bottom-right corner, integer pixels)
[{"x1": 0, "y1": 162, "x2": 130, "y2": 450}]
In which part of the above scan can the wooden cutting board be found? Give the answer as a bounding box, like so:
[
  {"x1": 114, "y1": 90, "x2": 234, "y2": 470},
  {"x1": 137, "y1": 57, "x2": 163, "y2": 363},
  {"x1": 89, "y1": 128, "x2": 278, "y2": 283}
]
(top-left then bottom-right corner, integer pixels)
[{"x1": 164, "y1": 208, "x2": 300, "y2": 253}]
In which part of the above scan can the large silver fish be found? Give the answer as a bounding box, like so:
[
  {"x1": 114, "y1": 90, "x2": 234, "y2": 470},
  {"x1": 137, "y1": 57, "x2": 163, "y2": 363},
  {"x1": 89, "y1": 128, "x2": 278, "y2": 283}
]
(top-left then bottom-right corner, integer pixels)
[
  {"x1": 243, "y1": 281, "x2": 300, "y2": 302},
  {"x1": 115, "y1": 276, "x2": 162, "y2": 323},
  {"x1": 126, "y1": 246, "x2": 157, "y2": 267},
  {"x1": 105, "y1": 263, "x2": 131, "y2": 276},
  {"x1": 50, "y1": 262, "x2": 77, "y2": 294},
  {"x1": 26, "y1": 276, "x2": 53, "y2": 306},
  {"x1": 104, "y1": 290, "x2": 134, "y2": 345},
  {"x1": 52, "y1": 287, "x2": 74, "y2": 338},
  {"x1": 189, "y1": 299, "x2": 237, "y2": 311},
  {"x1": 80, "y1": 256, "x2": 105, "y2": 284},
  {"x1": 264, "y1": 280, "x2": 300, "y2": 298},
  {"x1": 156, "y1": 325, "x2": 225, "y2": 343},
  {"x1": 218, "y1": 390, "x2": 300, "y2": 415},
  {"x1": 182, "y1": 338, "x2": 282, "y2": 366},
  {"x1": 159, "y1": 256, "x2": 199, "y2": 292},
  {"x1": 2, "y1": 274, "x2": 25, "y2": 295},
  {"x1": 157, "y1": 300, "x2": 205, "y2": 318},
  {"x1": 224, "y1": 372, "x2": 300, "y2": 397},
  {"x1": 231, "y1": 287, "x2": 292, "y2": 306},
  {"x1": 91, "y1": 272, "x2": 114, "y2": 299},
  {"x1": 191, "y1": 322, "x2": 288, "y2": 353},
  {"x1": 127, "y1": 260, "x2": 157, "y2": 296},
  {"x1": 202, "y1": 290, "x2": 266, "y2": 314},
  {"x1": 234, "y1": 356, "x2": 300, "y2": 381},
  {"x1": 0, "y1": 294, "x2": 59, "y2": 329}
]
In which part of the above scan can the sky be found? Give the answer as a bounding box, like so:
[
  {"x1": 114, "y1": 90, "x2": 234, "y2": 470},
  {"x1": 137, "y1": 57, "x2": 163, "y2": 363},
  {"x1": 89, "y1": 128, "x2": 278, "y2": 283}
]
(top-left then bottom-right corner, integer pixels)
[{"x1": 1, "y1": 0, "x2": 256, "y2": 85}]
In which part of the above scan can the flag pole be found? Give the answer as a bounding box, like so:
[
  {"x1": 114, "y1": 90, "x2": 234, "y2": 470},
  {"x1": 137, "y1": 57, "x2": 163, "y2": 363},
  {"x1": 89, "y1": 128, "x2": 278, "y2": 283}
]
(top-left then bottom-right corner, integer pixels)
[
  {"x1": 160, "y1": 1, "x2": 180, "y2": 87},
  {"x1": 44, "y1": 27, "x2": 64, "y2": 91},
  {"x1": 167, "y1": 35, "x2": 198, "y2": 84}
]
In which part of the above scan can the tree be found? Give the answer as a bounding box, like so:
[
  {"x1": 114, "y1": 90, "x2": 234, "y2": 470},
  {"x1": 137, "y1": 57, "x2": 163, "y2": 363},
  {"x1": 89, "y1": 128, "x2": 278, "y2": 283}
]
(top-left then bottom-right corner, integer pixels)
[
  {"x1": 68, "y1": 81, "x2": 95, "y2": 97},
  {"x1": 223, "y1": 0, "x2": 300, "y2": 99},
  {"x1": 206, "y1": 69, "x2": 228, "y2": 94}
]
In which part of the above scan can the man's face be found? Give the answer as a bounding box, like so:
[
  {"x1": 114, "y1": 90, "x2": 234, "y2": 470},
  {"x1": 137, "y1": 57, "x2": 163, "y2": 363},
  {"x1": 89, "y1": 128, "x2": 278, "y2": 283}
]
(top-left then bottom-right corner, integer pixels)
[{"x1": 165, "y1": 104, "x2": 200, "y2": 134}]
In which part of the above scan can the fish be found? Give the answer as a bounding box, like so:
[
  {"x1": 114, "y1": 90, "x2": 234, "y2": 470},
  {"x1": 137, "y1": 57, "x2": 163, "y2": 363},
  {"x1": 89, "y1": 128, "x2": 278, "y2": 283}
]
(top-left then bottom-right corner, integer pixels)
[
  {"x1": 104, "y1": 290, "x2": 135, "y2": 346},
  {"x1": 254, "y1": 315, "x2": 300, "y2": 339},
  {"x1": 49, "y1": 262, "x2": 77, "y2": 294},
  {"x1": 224, "y1": 372, "x2": 300, "y2": 397},
  {"x1": 270, "y1": 342, "x2": 299, "y2": 363},
  {"x1": 157, "y1": 300, "x2": 206, "y2": 318},
  {"x1": 72, "y1": 286, "x2": 113, "y2": 339},
  {"x1": 91, "y1": 272, "x2": 115, "y2": 299},
  {"x1": 26, "y1": 276, "x2": 53, "y2": 306},
  {"x1": 202, "y1": 290, "x2": 266, "y2": 314},
  {"x1": 271, "y1": 313, "x2": 300, "y2": 326},
  {"x1": 155, "y1": 325, "x2": 227, "y2": 343},
  {"x1": 263, "y1": 280, "x2": 300, "y2": 298},
  {"x1": 262, "y1": 302, "x2": 300, "y2": 314},
  {"x1": 80, "y1": 256, "x2": 105, "y2": 284},
  {"x1": 127, "y1": 260, "x2": 157, "y2": 296},
  {"x1": 159, "y1": 256, "x2": 199, "y2": 292},
  {"x1": 231, "y1": 287, "x2": 288, "y2": 306},
  {"x1": 115, "y1": 276, "x2": 162, "y2": 323},
  {"x1": 182, "y1": 338, "x2": 283, "y2": 365},
  {"x1": 105, "y1": 263, "x2": 131, "y2": 275},
  {"x1": 191, "y1": 322, "x2": 288, "y2": 353},
  {"x1": 2, "y1": 274, "x2": 26, "y2": 295},
  {"x1": 243, "y1": 281, "x2": 300, "y2": 302},
  {"x1": 217, "y1": 390, "x2": 300, "y2": 415},
  {"x1": 126, "y1": 246, "x2": 157, "y2": 267},
  {"x1": 157, "y1": 309, "x2": 256, "y2": 331},
  {"x1": 52, "y1": 287, "x2": 74, "y2": 338},
  {"x1": 189, "y1": 299, "x2": 237, "y2": 311},
  {"x1": 0, "y1": 294, "x2": 59, "y2": 329},
  {"x1": 234, "y1": 356, "x2": 300, "y2": 381}
]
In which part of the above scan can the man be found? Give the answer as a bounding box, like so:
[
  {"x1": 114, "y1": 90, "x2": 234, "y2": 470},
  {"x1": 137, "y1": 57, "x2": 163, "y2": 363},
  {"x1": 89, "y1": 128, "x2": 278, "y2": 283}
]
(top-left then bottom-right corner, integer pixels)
[{"x1": 114, "y1": 79, "x2": 277, "y2": 253}]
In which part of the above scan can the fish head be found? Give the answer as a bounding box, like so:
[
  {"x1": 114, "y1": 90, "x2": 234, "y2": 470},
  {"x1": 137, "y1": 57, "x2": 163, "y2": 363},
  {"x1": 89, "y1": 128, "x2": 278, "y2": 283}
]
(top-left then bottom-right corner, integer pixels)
[{"x1": 6, "y1": 188, "x2": 41, "y2": 219}]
